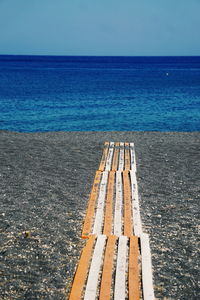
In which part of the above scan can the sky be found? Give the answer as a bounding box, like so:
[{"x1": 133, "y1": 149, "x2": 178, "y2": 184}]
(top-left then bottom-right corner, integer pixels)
[{"x1": 0, "y1": 0, "x2": 200, "y2": 56}]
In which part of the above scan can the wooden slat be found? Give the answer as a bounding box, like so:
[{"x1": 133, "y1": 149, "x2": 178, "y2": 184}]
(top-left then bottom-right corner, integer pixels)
[
  {"x1": 99, "y1": 236, "x2": 117, "y2": 300},
  {"x1": 69, "y1": 235, "x2": 96, "y2": 300},
  {"x1": 129, "y1": 236, "x2": 140, "y2": 300},
  {"x1": 103, "y1": 171, "x2": 115, "y2": 236},
  {"x1": 118, "y1": 142, "x2": 124, "y2": 171},
  {"x1": 140, "y1": 233, "x2": 155, "y2": 300},
  {"x1": 114, "y1": 236, "x2": 128, "y2": 300},
  {"x1": 125, "y1": 142, "x2": 131, "y2": 170},
  {"x1": 84, "y1": 235, "x2": 106, "y2": 300},
  {"x1": 99, "y1": 142, "x2": 109, "y2": 171},
  {"x1": 82, "y1": 171, "x2": 102, "y2": 238},
  {"x1": 123, "y1": 171, "x2": 133, "y2": 237},
  {"x1": 114, "y1": 171, "x2": 123, "y2": 236},
  {"x1": 93, "y1": 171, "x2": 108, "y2": 235},
  {"x1": 105, "y1": 142, "x2": 114, "y2": 171},
  {"x1": 112, "y1": 142, "x2": 120, "y2": 171},
  {"x1": 130, "y1": 171, "x2": 142, "y2": 236},
  {"x1": 130, "y1": 142, "x2": 136, "y2": 172}
]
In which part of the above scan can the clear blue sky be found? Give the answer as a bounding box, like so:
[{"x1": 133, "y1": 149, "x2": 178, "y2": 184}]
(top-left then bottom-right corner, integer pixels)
[{"x1": 0, "y1": 0, "x2": 200, "y2": 56}]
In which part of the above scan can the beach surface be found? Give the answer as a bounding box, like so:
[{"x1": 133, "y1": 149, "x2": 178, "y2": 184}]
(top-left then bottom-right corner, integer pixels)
[{"x1": 0, "y1": 131, "x2": 199, "y2": 299}]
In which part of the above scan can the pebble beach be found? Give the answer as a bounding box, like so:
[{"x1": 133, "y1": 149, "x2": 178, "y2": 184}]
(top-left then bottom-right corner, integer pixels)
[{"x1": 0, "y1": 131, "x2": 199, "y2": 299}]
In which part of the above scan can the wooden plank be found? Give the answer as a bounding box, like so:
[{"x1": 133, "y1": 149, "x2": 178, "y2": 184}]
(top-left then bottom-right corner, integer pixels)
[
  {"x1": 129, "y1": 236, "x2": 140, "y2": 300},
  {"x1": 130, "y1": 142, "x2": 136, "y2": 172},
  {"x1": 125, "y1": 142, "x2": 131, "y2": 170},
  {"x1": 99, "y1": 142, "x2": 109, "y2": 171},
  {"x1": 114, "y1": 171, "x2": 123, "y2": 236},
  {"x1": 69, "y1": 235, "x2": 96, "y2": 300},
  {"x1": 103, "y1": 171, "x2": 115, "y2": 236},
  {"x1": 84, "y1": 235, "x2": 107, "y2": 300},
  {"x1": 140, "y1": 233, "x2": 155, "y2": 300},
  {"x1": 114, "y1": 236, "x2": 128, "y2": 300},
  {"x1": 99, "y1": 236, "x2": 117, "y2": 300},
  {"x1": 82, "y1": 171, "x2": 102, "y2": 238},
  {"x1": 123, "y1": 171, "x2": 133, "y2": 237},
  {"x1": 130, "y1": 171, "x2": 142, "y2": 236},
  {"x1": 118, "y1": 142, "x2": 124, "y2": 171},
  {"x1": 112, "y1": 142, "x2": 120, "y2": 171},
  {"x1": 105, "y1": 142, "x2": 114, "y2": 171},
  {"x1": 93, "y1": 171, "x2": 108, "y2": 235}
]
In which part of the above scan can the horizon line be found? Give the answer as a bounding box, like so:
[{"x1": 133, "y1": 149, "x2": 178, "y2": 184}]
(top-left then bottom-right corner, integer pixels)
[{"x1": 0, "y1": 54, "x2": 200, "y2": 58}]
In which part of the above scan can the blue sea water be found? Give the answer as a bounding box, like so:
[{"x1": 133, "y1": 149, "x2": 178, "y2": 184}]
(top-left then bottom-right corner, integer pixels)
[{"x1": 0, "y1": 55, "x2": 200, "y2": 132}]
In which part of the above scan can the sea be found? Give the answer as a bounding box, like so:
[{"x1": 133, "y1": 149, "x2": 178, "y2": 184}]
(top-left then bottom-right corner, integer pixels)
[{"x1": 0, "y1": 55, "x2": 200, "y2": 132}]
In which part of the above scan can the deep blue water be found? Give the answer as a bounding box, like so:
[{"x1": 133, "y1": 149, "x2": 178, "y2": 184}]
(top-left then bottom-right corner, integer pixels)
[{"x1": 0, "y1": 55, "x2": 200, "y2": 132}]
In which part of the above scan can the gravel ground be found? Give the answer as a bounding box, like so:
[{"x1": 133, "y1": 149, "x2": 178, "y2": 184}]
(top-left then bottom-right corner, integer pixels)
[{"x1": 0, "y1": 131, "x2": 199, "y2": 300}]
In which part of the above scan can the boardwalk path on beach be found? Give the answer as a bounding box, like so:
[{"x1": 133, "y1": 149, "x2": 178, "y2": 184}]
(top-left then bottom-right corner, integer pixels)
[
  {"x1": 69, "y1": 142, "x2": 154, "y2": 300},
  {"x1": 0, "y1": 131, "x2": 199, "y2": 299}
]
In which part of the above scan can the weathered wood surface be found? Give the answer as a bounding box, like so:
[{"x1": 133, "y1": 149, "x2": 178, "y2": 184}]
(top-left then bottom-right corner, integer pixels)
[
  {"x1": 123, "y1": 171, "x2": 133, "y2": 237},
  {"x1": 98, "y1": 142, "x2": 136, "y2": 171},
  {"x1": 114, "y1": 171, "x2": 123, "y2": 236},
  {"x1": 82, "y1": 170, "x2": 142, "y2": 237},
  {"x1": 82, "y1": 171, "x2": 102, "y2": 238},
  {"x1": 84, "y1": 235, "x2": 106, "y2": 300},
  {"x1": 114, "y1": 236, "x2": 128, "y2": 300},
  {"x1": 118, "y1": 142, "x2": 125, "y2": 171},
  {"x1": 105, "y1": 142, "x2": 114, "y2": 171},
  {"x1": 103, "y1": 171, "x2": 115, "y2": 235},
  {"x1": 99, "y1": 142, "x2": 109, "y2": 171},
  {"x1": 112, "y1": 142, "x2": 120, "y2": 171},
  {"x1": 69, "y1": 235, "x2": 141, "y2": 300},
  {"x1": 72, "y1": 141, "x2": 155, "y2": 300},
  {"x1": 93, "y1": 171, "x2": 109, "y2": 235},
  {"x1": 130, "y1": 170, "x2": 142, "y2": 236},
  {"x1": 129, "y1": 236, "x2": 140, "y2": 300},
  {"x1": 69, "y1": 235, "x2": 96, "y2": 300},
  {"x1": 99, "y1": 235, "x2": 117, "y2": 300},
  {"x1": 141, "y1": 233, "x2": 155, "y2": 300}
]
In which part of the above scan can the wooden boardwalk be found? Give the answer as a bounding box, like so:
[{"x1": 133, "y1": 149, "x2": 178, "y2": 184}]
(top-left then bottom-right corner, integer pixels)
[
  {"x1": 69, "y1": 235, "x2": 140, "y2": 300},
  {"x1": 99, "y1": 142, "x2": 136, "y2": 172},
  {"x1": 82, "y1": 170, "x2": 142, "y2": 238},
  {"x1": 68, "y1": 142, "x2": 155, "y2": 300}
]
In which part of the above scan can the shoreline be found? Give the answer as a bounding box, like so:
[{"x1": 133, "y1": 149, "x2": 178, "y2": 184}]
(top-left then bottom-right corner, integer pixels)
[{"x1": 0, "y1": 131, "x2": 199, "y2": 299}]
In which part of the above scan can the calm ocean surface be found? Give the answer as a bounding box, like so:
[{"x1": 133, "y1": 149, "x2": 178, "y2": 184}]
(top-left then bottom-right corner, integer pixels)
[{"x1": 0, "y1": 55, "x2": 200, "y2": 132}]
